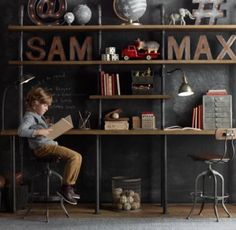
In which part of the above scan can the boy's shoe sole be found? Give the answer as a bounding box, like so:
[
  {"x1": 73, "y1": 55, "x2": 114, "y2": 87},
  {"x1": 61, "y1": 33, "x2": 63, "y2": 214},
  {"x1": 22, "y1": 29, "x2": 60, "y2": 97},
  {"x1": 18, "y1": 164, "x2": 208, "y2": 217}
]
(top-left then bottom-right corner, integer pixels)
[
  {"x1": 72, "y1": 192, "x2": 80, "y2": 200},
  {"x1": 57, "y1": 191, "x2": 77, "y2": 205}
]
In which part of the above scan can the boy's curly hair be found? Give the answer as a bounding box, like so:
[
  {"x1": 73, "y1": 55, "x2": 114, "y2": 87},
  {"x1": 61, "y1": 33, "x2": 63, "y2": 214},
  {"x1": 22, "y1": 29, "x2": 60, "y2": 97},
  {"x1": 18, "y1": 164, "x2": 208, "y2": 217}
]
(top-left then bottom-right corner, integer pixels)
[{"x1": 26, "y1": 87, "x2": 52, "y2": 109}]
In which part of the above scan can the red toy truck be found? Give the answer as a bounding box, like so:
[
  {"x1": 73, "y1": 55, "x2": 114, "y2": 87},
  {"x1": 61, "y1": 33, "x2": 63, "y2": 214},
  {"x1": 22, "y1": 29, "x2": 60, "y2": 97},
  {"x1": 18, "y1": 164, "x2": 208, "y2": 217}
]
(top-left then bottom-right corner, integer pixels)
[{"x1": 121, "y1": 45, "x2": 160, "y2": 60}]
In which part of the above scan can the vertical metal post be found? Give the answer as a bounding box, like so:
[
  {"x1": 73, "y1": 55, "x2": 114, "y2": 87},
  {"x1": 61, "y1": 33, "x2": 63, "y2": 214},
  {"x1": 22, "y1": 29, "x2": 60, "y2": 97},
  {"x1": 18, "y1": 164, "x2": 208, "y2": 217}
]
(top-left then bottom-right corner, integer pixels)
[
  {"x1": 19, "y1": 5, "x2": 24, "y2": 122},
  {"x1": 95, "y1": 99, "x2": 102, "y2": 214},
  {"x1": 95, "y1": 4, "x2": 102, "y2": 214},
  {"x1": 95, "y1": 135, "x2": 100, "y2": 214},
  {"x1": 98, "y1": 4, "x2": 102, "y2": 63},
  {"x1": 11, "y1": 136, "x2": 16, "y2": 212},
  {"x1": 160, "y1": 3, "x2": 168, "y2": 214},
  {"x1": 19, "y1": 4, "x2": 24, "y2": 174}
]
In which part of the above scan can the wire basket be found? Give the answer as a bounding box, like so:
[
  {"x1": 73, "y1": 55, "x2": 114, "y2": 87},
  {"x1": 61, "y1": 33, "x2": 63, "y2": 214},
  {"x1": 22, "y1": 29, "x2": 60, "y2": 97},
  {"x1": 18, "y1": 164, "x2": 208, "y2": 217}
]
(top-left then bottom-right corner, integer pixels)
[{"x1": 112, "y1": 176, "x2": 141, "y2": 211}]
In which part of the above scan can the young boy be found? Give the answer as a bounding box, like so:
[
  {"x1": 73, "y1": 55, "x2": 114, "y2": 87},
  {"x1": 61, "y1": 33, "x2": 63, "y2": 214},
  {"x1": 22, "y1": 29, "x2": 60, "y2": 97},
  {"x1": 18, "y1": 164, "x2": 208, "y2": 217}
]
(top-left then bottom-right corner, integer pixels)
[{"x1": 18, "y1": 87, "x2": 82, "y2": 205}]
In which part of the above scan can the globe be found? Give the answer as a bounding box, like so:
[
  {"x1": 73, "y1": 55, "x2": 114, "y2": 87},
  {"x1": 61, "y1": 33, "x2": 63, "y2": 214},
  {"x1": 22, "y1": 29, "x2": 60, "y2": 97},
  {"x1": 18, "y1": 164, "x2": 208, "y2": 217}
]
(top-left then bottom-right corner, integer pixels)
[
  {"x1": 113, "y1": 0, "x2": 147, "y2": 24},
  {"x1": 64, "y1": 12, "x2": 75, "y2": 25},
  {"x1": 73, "y1": 4, "x2": 92, "y2": 25}
]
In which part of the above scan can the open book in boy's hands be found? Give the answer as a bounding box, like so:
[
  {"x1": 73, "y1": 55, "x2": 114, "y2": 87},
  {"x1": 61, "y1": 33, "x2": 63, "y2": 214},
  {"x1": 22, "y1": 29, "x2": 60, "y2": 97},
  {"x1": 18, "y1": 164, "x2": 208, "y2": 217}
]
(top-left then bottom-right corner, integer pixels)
[{"x1": 47, "y1": 115, "x2": 74, "y2": 140}]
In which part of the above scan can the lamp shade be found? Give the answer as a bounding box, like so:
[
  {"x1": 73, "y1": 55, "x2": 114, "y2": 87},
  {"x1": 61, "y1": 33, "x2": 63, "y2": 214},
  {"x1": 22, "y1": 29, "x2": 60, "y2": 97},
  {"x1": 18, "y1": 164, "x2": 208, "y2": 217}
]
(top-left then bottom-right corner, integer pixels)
[
  {"x1": 16, "y1": 74, "x2": 35, "y2": 85},
  {"x1": 167, "y1": 68, "x2": 194, "y2": 97},
  {"x1": 21, "y1": 74, "x2": 35, "y2": 84},
  {"x1": 178, "y1": 75, "x2": 194, "y2": 96}
]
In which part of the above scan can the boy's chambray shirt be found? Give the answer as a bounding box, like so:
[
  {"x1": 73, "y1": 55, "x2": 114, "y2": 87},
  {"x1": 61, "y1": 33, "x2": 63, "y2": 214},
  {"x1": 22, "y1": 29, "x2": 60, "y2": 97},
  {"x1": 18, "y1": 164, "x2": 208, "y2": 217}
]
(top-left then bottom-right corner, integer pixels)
[{"x1": 18, "y1": 111, "x2": 57, "y2": 150}]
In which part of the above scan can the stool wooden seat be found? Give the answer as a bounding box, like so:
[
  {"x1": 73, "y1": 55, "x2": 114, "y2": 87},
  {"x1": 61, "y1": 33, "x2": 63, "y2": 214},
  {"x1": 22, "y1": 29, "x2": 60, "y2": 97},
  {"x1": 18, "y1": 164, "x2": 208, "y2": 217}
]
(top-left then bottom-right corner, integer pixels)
[
  {"x1": 24, "y1": 155, "x2": 69, "y2": 222},
  {"x1": 189, "y1": 153, "x2": 230, "y2": 163},
  {"x1": 187, "y1": 128, "x2": 236, "y2": 222}
]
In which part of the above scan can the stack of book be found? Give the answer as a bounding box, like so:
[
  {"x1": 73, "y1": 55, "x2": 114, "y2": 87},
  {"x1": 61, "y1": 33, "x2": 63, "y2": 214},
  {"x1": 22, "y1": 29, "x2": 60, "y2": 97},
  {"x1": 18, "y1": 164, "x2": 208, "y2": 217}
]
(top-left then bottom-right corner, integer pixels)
[
  {"x1": 104, "y1": 118, "x2": 129, "y2": 130},
  {"x1": 100, "y1": 71, "x2": 120, "y2": 96},
  {"x1": 206, "y1": 89, "x2": 228, "y2": 96},
  {"x1": 192, "y1": 105, "x2": 203, "y2": 129}
]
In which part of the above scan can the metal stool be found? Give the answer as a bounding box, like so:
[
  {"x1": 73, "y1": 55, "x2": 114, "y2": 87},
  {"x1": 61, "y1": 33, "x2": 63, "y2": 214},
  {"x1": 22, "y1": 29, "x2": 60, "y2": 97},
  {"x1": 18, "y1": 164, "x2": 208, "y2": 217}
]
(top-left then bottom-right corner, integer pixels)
[
  {"x1": 24, "y1": 155, "x2": 69, "y2": 222},
  {"x1": 187, "y1": 128, "x2": 236, "y2": 222}
]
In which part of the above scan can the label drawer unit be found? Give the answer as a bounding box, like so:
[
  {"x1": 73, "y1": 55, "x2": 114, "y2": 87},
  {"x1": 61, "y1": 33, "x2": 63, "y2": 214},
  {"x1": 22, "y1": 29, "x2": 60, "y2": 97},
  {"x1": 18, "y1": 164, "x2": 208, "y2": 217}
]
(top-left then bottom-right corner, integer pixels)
[{"x1": 203, "y1": 95, "x2": 232, "y2": 129}]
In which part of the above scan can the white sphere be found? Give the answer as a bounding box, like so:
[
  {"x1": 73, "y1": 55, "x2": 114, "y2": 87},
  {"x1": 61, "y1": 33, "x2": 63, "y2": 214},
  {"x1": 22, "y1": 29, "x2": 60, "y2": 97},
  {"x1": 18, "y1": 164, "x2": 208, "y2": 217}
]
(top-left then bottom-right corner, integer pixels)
[
  {"x1": 133, "y1": 193, "x2": 141, "y2": 202},
  {"x1": 64, "y1": 12, "x2": 75, "y2": 25},
  {"x1": 131, "y1": 202, "x2": 140, "y2": 210},
  {"x1": 112, "y1": 112, "x2": 119, "y2": 119},
  {"x1": 73, "y1": 4, "x2": 92, "y2": 25},
  {"x1": 128, "y1": 190, "x2": 135, "y2": 197},
  {"x1": 113, "y1": 187, "x2": 123, "y2": 196},
  {"x1": 127, "y1": 196, "x2": 134, "y2": 204},
  {"x1": 120, "y1": 195, "x2": 127, "y2": 204},
  {"x1": 123, "y1": 202, "x2": 131, "y2": 211}
]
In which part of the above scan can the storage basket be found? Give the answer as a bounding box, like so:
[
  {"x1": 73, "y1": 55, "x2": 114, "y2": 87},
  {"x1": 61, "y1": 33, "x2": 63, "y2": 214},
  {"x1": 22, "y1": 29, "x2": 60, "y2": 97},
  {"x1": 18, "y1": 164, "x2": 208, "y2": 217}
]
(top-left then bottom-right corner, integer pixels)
[
  {"x1": 112, "y1": 176, "x2": 141, "y2": 211},
  {"x1": 132, "y1": 85, "x2": 153, "y2": 95}
]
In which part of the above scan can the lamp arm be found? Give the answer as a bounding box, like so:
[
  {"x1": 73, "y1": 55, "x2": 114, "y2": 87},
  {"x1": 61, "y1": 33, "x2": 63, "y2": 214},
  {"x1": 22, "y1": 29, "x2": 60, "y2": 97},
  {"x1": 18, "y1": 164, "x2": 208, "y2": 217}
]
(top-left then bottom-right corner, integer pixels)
[
  {"x1": 1, "y1": 85, "x2": 15, "y2": 130},
  {"x1": 166, "y1": 68, "x2": 184, "y2": 75}
]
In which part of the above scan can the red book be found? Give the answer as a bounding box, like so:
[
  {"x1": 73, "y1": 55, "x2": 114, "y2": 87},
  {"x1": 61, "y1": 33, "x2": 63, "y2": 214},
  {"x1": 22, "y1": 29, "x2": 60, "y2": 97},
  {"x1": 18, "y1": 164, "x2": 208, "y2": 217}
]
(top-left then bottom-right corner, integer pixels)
[
  {"x1": 198, "y1": 105, "x2": 203, "y2": 129},
  {"x1": 104, "y1": 73, "x2": 109, "y2": 96},
  {"x1": 107, "y1": 75, "x2": 112, "y2": 96},
  {"x1": 192, "y1": 107, "x2": 195, "y2": 128},
  {"x1": 112, "y1": 73, "x2": 116, "y2": 95},
  {"x1": 206, "y1": 89, "x2": 228, "y2": 96},
  {"x1": 195, "y1": 107, "x2": 198, "y2": 128},
  {"x1": 100, "y1": 71, "x2": 105, "y2": 95}
]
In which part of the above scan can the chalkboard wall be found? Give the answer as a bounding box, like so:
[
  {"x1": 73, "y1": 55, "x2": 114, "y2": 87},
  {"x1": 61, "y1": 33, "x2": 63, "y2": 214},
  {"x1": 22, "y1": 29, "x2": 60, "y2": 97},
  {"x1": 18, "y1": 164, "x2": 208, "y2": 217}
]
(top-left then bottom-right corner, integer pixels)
[{"x1": 1, "y1": 0, "x2": 236, "y2": 204}]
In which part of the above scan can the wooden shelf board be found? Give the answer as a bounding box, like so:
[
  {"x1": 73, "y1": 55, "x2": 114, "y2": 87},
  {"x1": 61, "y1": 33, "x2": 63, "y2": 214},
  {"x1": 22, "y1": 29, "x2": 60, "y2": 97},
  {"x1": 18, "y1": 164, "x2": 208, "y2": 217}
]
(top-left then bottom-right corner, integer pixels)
[
  {"x1": 0, "y1": 129, "x2": 215, "y2": 136},
  {"x1": 9, "y1": 60, "x2": 236, "y2": 65},
  {"x1": 89, "y1": 95, "x2": 171, "y2": 100},
  {"x1": 8, "y1": 24, "x2": 236, "y2": 32},
  {"x1": 66, "y1": 129, "x2": 215, "y2": 135}
]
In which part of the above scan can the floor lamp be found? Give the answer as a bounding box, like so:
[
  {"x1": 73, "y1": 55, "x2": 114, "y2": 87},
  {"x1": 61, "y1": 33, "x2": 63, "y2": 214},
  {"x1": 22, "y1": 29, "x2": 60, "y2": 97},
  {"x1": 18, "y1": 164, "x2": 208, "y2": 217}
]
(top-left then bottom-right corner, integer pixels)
[{"x1": 1, "y1": 74, "x2": 35, "y2": 130}]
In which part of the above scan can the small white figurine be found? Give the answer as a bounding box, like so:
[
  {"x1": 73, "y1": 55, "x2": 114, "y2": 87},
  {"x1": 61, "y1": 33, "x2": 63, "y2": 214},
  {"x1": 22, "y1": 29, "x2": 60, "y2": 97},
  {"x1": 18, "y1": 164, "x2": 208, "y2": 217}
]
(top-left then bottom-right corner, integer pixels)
[
  {"x1": 135, "y1": 38, "x2": 160, "y2": 53},
  {"x1": 169, "y1": 8, "x2": 195, "y2": 25}
]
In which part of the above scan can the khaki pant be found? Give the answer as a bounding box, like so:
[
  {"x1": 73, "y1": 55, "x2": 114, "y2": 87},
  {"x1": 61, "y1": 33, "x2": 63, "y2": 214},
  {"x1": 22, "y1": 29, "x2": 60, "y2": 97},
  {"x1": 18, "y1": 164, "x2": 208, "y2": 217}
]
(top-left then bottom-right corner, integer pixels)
[{"x1": 34, "y1": 145, "x2": 82, "y2": 185}]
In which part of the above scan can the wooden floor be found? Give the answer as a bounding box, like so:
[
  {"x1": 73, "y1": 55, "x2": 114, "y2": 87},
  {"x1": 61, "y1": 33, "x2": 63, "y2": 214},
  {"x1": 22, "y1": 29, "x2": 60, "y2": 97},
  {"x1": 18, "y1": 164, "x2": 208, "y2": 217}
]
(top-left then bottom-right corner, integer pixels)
[{"x1": 1, "y1": 203, "x2": 236, "y2": 219}]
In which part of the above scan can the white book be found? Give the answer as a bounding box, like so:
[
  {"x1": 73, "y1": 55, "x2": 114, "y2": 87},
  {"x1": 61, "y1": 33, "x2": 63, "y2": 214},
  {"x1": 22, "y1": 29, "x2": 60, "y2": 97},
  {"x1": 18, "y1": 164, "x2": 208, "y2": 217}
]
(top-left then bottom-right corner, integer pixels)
[
  {"x1": 47, "y1": 115, "x2": 74, "y2": 140},
  {"x1": 116, "y1": 73, "x2": 121, "y2": 96}
]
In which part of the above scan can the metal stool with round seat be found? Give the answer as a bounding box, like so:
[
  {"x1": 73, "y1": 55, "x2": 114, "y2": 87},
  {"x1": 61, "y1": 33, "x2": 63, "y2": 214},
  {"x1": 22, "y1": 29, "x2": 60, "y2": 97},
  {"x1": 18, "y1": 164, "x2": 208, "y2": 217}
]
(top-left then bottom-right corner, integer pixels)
[
  {"x1": 24, "y1": 155, "x2": 69, "y2": 222},
  {"x1": 187, "y1": 128, "x2": 236, "y2": 222}
]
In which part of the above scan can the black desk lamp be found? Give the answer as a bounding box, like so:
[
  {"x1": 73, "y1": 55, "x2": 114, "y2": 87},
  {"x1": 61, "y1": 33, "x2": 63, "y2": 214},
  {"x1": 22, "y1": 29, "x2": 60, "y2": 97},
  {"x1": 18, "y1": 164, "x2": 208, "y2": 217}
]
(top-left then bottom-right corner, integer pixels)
[
  {"x1": 1, "y1": 74, "x2": 35, "y2": 130},
  {"x1": 167, "y1": 68, "x2": 194, "y2": 96}
]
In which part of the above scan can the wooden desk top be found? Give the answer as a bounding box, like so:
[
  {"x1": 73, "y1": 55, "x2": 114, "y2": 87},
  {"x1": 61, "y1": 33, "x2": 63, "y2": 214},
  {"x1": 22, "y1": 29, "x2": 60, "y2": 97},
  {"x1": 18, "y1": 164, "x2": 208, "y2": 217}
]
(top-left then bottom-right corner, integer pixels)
[{"x1": 0, "y1": 129, "x2": 215, "y2": 136}]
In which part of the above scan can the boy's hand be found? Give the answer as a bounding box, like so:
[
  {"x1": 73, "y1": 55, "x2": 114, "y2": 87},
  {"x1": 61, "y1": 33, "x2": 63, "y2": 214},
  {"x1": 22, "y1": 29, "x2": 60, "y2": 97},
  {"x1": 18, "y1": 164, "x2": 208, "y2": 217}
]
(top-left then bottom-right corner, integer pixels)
[{"x1": 35, "y1": 128, "x2": 53, "y2": 137}]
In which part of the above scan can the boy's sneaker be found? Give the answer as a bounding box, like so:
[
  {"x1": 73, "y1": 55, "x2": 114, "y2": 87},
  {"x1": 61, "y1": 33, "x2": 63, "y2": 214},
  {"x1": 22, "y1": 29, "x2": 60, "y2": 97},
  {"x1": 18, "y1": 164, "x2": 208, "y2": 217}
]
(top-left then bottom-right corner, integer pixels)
[
  {"x1": 57, "y1": 189, "x2": 77, "y2": 205},
  {"x1": 68, "y1": 185, "x2": 80, "y2": 200}
]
